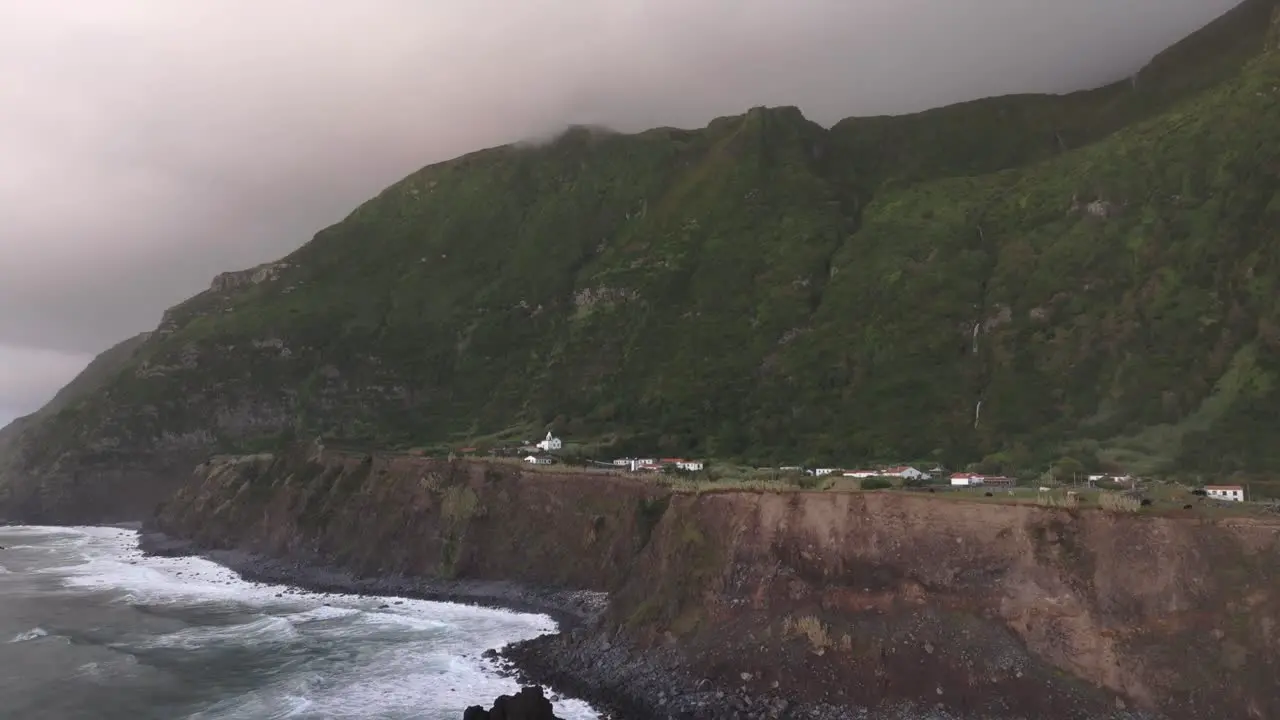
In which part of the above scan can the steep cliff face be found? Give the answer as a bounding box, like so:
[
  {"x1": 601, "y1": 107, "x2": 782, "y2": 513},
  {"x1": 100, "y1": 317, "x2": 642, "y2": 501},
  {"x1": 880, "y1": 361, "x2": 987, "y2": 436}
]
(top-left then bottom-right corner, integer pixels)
[
  {"x1": 617, "y1": 493, "x2": 1279, "y2": 719},
  {"x1": 0, "y1": 332, "x2": 182, "y2": 523},
  {"x1": 155, "y1": 446, "x2": 666, "y2": 591},
  {"x1": 154, "y1": 449, "x2": 1280, "y2": 720}
]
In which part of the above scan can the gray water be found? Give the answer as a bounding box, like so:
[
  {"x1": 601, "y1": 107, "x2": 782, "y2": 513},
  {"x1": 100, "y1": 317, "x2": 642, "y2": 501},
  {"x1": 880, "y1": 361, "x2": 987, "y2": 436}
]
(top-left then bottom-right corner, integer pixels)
[{"x1": 0, "y1": 526, "x2": 598, "y2": 720}]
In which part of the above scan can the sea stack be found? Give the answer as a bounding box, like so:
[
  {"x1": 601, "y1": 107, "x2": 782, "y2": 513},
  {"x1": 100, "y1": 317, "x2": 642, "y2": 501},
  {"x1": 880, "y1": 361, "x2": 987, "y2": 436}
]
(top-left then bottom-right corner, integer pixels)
[{"x1": 462, "y1": 686, "x2": 561, "y2": 720}]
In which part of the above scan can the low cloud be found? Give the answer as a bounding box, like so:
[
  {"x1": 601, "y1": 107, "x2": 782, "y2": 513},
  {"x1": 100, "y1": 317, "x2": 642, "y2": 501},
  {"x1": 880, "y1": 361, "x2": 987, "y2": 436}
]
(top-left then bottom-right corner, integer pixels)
[
  {"x1": 0, "y1": 345, "x2": 95, "y2": 422},
  {"x1": 0, "y1": 0, "x2": 1244, "y2": 416}
]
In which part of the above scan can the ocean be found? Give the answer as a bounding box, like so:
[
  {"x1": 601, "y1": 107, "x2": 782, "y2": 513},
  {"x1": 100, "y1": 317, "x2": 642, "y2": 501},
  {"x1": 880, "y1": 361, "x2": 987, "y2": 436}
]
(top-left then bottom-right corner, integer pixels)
[{"x1": 0, "y1": 525, "x2": 598, "y2": 720}]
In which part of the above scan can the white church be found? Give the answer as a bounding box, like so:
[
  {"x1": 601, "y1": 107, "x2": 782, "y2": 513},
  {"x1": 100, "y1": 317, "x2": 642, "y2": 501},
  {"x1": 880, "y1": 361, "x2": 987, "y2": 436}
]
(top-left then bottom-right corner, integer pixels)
[{"x1": 535, "y1": 431, "x2": 563, "y2": 452}]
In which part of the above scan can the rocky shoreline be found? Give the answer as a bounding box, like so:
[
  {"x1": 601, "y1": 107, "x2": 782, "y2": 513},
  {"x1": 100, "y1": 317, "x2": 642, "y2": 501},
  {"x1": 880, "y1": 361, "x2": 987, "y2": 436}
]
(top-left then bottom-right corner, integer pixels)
[
  {"x1": 135, "y1": 531, "x2": 845, "y2": 720},
  {"x1": 137, "y1": 531, "x2": 1160, "y2": 720},
  {"x1": 135, "y1": 531, "x2": 645, "y2": 717},
  {"x1": 137, "y1": 531, "x2": 607, "y2": 630},
  {"x1": 498, "y1": 633, "x2": 1000, "y2": 720},
  {"x1": 464, "y1": 685, "x2": 563, "y2": 720}
]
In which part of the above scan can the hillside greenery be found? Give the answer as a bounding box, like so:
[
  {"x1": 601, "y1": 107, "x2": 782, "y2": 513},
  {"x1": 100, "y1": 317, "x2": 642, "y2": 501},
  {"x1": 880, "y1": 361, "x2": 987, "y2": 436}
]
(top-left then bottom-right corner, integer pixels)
[{"x1": 4, "y1": 0, "x2": 1280, "y2": 506}]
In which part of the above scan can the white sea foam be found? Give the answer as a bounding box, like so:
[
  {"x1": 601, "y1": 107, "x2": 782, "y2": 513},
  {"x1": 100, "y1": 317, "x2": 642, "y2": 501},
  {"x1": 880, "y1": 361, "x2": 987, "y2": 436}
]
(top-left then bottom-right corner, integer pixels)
[
  {"x1": 4, "y1": 526, "x2": 600, "y2": 719},
  {"x1": 132, "y1": 614, "x2": 302, "y2": 651},
  {"x1": 2, "y1": 544, "x2": 59, "y2": 552},
  {"x1": 285, "y1": 604, "x2": 362, "y2": 624},
  {"x1": 9, "y1": 627, "x2": 48, "y2": 643}
]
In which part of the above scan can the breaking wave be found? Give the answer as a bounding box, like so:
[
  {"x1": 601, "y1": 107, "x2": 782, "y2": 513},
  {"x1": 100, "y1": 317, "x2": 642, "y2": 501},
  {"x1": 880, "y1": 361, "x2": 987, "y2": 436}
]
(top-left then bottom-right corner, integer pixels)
[
  {"x1": 0, "y1": 526, "x2": 597, "y2": 720},
  {"x1": 10, "y1": 627, "x2": 48, "y2": 643}
]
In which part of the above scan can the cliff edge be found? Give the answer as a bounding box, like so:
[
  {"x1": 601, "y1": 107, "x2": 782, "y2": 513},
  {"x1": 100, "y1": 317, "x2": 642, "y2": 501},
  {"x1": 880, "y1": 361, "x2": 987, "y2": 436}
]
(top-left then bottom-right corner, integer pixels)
[{"x1": 152, "y1": 448, "x2": 1280, "y2": 720}]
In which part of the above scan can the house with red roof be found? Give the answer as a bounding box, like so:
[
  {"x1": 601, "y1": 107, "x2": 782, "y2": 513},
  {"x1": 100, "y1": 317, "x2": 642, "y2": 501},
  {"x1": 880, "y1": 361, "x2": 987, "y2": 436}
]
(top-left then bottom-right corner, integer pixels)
[
  {"x1": 950, "y1": 472, "x2": 985, "y2": 487},
  {"x1": 881, "y1": 465, "x2": 928, "y2": 481}
]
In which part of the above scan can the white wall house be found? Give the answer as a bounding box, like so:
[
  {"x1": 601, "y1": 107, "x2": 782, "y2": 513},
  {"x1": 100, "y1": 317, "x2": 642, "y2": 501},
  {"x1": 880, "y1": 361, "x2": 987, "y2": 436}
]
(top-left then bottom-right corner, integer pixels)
[
  {"x1": 813, "y1": 468, "x2": 840, "y2": 477},
  {"x1": 536, "y1": 431, "x2": 563, "y2": 452},
  {"x1": 1205, "y1": 485, "x2": 1245, "y2": 502},
  {"x1": 843, "y1": 470, "x2": 878, "y2": 478},
  {"x1": 524, "y1": 455, "x2": 553, "y2": 465},
  {"x1": 950, "y1": 472, "x2": 985, "y2": 486},
  {"x1": 676, "y1": 460, "x2": 704, "y2": 472},
  {"x1": 883, "y1": 466, "x2": 928, "y2": 481}
]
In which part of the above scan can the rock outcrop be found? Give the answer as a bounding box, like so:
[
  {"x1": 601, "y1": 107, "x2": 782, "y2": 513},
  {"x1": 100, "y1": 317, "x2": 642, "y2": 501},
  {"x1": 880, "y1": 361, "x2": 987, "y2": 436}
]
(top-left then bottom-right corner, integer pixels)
[
  {"x1": 151, "y1": 448, "x2": 1280, "y2": 720},
  {"x1": 462, "y1": 687, "x2": 560, "y2": 720}
]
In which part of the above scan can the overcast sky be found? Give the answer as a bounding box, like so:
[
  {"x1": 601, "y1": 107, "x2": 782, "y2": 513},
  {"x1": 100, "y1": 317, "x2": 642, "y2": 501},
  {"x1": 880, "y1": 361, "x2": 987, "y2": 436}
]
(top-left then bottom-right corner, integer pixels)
[{"x1": 0, "y1": 0, "x2": 1245, "y2": 425}]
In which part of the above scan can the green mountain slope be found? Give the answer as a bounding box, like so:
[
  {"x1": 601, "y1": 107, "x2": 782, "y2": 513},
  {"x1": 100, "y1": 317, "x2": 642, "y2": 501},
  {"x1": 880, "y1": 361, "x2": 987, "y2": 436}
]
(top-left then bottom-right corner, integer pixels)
[
  {"x1": 2, "y1": 1, "x2": 1278, "y2": 521},
  {"x1": 830, "y1": 0, "x2": 1280, "y2": 188}
]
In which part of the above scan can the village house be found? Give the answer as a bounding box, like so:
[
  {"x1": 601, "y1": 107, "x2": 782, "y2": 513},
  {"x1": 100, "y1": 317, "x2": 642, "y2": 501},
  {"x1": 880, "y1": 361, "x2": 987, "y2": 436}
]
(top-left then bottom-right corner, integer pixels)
[
  {"x1": 950, "y1": 472, "x2": 985, "y2": 486},
  {"x1": 524, "y1": 455, "x2": 553, "y2": 465},
  {"x1": 613, "y1": 458, "x2": 660, "y2": 472},
  {"x1": 882, "y1": 466, "x2": 928, "y2": 481},
  {"x1": 1088, "y1": 473, "x2": 1139, "y2": 487},
  {"x1": 658, "y1": 458, "x2": 705, "y2": 472},
  {"x1": 982, "y1": 476, "x2": 1016, "y2": 488},
  {"x1": 536, "y1": 431, "x2": 563, "y2": 452},
  {"x1": 843, "y1": 470, "x2": 878, "y2": 478},
  {"x1": 1205, "y1": 485, "x2": 1245, "y2": 502},
  {"x1": 813, "y1": 468, "x2": 840, "y2": 477}
]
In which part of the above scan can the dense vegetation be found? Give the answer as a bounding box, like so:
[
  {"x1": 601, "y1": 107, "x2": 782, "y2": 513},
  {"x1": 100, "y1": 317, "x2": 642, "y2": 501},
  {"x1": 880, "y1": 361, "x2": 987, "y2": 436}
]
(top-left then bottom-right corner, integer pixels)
[{"x1": 3, "y1": 0, "x2": 1279, "y2": 515}]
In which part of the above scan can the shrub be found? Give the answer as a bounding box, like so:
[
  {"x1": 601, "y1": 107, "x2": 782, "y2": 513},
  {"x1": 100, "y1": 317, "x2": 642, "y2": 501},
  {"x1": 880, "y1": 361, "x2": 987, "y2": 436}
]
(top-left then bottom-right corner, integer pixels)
[
  {"x1": 782, "y1": 614, "x2": 832, "y2": 653},
  {"x1": 1099, "y1": 491, "x2": 1142, "y2": 513},
  {"x1": 1036, "y1": 491, "x2": 1080, "y2": 509},
  {"x1": 861, "y1": 478, "x2": 893, "y2": 490},
  {"x1": 820, "y1": 477, "x2": 861, "y2": 492}
]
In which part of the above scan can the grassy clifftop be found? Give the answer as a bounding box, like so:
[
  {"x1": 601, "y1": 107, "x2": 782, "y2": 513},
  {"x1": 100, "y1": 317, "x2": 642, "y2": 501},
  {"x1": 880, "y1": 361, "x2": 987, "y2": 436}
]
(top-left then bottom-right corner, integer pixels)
[{"x1": 3, "y1": 1, "x2": 1280, "y2": 520}]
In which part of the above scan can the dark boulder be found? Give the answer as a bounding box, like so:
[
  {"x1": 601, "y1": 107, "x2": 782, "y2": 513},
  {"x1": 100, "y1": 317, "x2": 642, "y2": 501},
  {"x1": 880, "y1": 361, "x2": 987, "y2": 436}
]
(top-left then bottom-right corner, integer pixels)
[{"x1": 462, "y1": 686, "x2": 561, "y2": 720}]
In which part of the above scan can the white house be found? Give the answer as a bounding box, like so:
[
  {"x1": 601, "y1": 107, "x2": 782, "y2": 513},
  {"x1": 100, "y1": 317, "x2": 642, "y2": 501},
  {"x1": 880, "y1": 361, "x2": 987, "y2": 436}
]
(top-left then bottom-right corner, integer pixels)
[
  {"x1": 612, "y1": 458, "x2": 632, "y2": 467},
  {"x1": 536, "y1": 431, "x2": 563, "y2": 452},
  {"x1": 676, "y1": 460, "x2": 704, "y2": 472},
  {"x1": 524, "y1": 455, "x2": 553, "y2": 465},
  {"x1": 813, "y1": 468, "x2": 840, "y2": 477},
  {"x1": 843, "y1": 470, "x2": 878, "y2": 478},
  {"x1": 883, "y1": 466, "x2": 928, "y2": 481},
  {"x1": 1205, "y1": 485, "x2": 1245, "y2": 502},
  {"x1": 950, "y1": 472, "x2": 985, "y2": 486}
]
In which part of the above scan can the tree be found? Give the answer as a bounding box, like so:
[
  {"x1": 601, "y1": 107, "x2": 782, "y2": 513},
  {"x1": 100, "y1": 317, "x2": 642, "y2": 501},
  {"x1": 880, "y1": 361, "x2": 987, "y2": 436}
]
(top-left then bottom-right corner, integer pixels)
[{"x1": 1050, "y1": 457, "x2": 1085, "y2": 483}]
